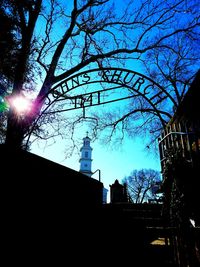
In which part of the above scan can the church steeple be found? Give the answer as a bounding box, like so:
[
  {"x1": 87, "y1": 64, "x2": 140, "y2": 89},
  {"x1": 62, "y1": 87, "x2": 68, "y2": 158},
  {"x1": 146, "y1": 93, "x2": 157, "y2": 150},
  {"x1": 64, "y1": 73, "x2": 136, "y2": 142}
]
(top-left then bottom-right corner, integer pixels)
[{"x1": 79, "y1": 133, "x2": 93, "y2": 177}]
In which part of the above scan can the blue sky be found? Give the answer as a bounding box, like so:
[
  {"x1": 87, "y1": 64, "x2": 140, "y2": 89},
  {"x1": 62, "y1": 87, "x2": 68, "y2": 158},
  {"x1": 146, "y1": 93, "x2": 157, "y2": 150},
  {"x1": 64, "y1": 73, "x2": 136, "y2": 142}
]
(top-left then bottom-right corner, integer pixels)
[
  {"x1": 1, "y1": 0, "x2": 198, "y2": 203},
  {"x1": 31, "y1": 132, "x2": 161, "y2": 201},
  {"x1": 30, "y1": 0, "x2": 165, "y2": 202}
]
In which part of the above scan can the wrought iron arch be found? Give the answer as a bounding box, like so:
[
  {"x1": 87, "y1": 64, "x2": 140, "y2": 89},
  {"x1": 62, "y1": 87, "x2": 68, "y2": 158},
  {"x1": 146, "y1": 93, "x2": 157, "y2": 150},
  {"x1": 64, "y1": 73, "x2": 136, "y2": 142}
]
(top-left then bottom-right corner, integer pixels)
[
  {"x1": 35, "y1": 68, "x2": 176, "y2": 129},
  {"x1": 25, "y1": 67, "x2": 176, "y2": 147},
  {"x1": 42, "y1": 68, "x2": 175, "y2": 124}
]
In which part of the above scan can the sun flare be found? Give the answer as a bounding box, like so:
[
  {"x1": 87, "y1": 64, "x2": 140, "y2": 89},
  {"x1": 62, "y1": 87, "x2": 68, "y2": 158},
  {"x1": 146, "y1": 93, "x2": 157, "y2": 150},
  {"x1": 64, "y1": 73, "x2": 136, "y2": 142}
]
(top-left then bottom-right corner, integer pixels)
[{"x1": 10, "y1": 95, "x2": 32, "y2": 115}]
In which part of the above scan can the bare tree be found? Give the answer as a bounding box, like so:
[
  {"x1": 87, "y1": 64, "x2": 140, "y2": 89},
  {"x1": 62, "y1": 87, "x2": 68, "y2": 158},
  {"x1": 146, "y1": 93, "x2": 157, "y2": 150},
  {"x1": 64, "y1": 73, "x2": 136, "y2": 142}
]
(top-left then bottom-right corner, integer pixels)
[
  {"x1": 0, "y1": 0, "x2": 199, "y2": 151},
  {"x1": 87, "y1": 42, "x2": 200, "y2": 151},
  {"x1": 123, "y1": 169, "x2": 161, "y2": 203}
]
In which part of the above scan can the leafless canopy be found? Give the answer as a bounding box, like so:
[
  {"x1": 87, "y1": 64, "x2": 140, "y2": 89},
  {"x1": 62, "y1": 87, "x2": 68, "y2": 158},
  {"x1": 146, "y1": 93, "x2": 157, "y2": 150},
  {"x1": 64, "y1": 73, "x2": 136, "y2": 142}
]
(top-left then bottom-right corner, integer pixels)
[
  {"x1": 0, "y1": 0, "x2": 199, "y2": 152},
  {"x1": 123, "y1": 168, "x2": 161, "y2": 203}
]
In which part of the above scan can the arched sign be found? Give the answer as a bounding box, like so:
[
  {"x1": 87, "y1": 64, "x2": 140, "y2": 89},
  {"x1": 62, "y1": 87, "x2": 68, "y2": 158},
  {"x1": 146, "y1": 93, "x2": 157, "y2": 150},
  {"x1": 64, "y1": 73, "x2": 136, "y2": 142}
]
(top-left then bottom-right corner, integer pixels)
[{"x1": 43, "y1": 68, "x2": 174, "y2": 124}]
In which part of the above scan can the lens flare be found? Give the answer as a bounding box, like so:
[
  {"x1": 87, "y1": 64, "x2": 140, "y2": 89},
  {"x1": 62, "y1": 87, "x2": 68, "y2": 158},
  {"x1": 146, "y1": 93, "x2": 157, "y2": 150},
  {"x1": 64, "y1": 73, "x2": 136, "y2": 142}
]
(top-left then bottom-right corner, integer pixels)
[
  {"x1": 6, "y1": 94, "x2": 33, "y2": 115},
  {"x1": 0, "y1": 97, "x2": 8, "y2": 112},
  {"x1": 12, "y1": 96, "x2": 31, "y2": 113}
]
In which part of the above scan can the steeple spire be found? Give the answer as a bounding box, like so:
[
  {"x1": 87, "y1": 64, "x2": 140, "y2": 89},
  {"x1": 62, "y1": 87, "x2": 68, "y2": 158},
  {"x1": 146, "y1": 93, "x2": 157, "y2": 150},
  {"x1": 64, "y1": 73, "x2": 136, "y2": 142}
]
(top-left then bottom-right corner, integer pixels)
[{"x1": 79, "y1": 133, "x2": 93, "y2": 177}]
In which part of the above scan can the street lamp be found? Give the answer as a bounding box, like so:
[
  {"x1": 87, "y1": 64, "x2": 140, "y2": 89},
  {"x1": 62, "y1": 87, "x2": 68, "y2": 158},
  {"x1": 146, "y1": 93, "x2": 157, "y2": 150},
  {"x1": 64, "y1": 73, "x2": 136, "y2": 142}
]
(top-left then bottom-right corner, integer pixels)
[{"x1": 92, "y1": 169, "x2": 101, "y2": 182}]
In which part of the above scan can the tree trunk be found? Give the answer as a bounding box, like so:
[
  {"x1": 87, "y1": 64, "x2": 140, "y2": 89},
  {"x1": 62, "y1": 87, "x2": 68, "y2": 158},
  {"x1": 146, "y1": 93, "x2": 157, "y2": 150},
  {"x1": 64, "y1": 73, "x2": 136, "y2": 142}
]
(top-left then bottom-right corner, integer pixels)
[
  {"x1": 4, "y1": 1, "x2": 42, "y2": 149},
  {"x1": 5, "y1": 110, "x2": 27, "y2": 149}
]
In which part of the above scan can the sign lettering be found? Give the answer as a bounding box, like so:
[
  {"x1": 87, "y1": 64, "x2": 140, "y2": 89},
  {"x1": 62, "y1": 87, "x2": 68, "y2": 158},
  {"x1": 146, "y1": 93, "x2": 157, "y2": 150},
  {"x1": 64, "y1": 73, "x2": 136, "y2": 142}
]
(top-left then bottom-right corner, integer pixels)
[{"x1": 45, "y1": 68, "x2": 166, "y2": 113}]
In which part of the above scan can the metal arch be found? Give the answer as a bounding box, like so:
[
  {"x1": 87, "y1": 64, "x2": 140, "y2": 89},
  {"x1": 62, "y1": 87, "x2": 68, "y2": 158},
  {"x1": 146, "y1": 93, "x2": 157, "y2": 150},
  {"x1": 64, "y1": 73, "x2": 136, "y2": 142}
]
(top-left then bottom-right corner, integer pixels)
[
  {"x1": 25, "y1": 67, "x2": 174, "y2": 146},
  {"x1": 48, "y1": 67, "x2": 174, "y2": 102},
  {"x1": 41, "y1": 68, "x2": 174, "y2": 124}
]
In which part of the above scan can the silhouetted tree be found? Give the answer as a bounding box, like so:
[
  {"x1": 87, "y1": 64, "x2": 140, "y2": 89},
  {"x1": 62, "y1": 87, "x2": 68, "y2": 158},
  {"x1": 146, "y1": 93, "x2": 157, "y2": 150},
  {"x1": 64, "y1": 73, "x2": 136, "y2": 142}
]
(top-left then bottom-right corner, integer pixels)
[
  {"x1": 0, "y1": 2, "x2": 19, "y2": 81},
  {"x1": 122, "y1": 169, "x2": 161, "y2": 203},
  {"x1": 0, "y1": 0, "x2": 199, "y2": 151}
]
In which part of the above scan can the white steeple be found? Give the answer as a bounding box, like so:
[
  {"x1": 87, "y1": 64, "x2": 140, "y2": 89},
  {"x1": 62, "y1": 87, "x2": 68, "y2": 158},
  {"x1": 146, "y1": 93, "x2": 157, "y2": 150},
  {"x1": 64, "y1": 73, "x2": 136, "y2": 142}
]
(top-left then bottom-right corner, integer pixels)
[{"x1": 79, "y1": 132, "x2": 93, "y2": 177}]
